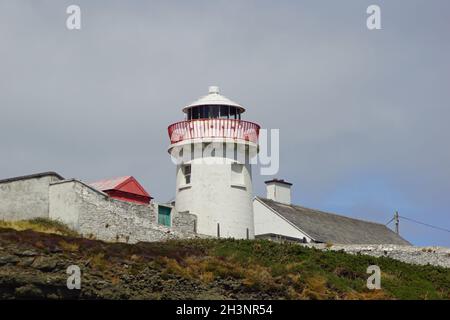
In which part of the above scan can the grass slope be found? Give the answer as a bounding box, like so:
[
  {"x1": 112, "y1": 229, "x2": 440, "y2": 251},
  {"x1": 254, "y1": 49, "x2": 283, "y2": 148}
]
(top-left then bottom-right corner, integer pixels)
[
  {"x1": 0, "y1": 218, "x2": 78, "y2": 237},
  {"x1": 0, "y1": 225, "x2": 448, "y2": 299}
]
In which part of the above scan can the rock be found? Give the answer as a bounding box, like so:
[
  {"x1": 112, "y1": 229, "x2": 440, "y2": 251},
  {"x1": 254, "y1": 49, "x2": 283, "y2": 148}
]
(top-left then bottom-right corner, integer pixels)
[
  {"x1": 46, "y1": 293, "x2": 60, "y2": 300},
  {"x1": 48, "y1": 246, "x2": 63, "y2": 254},
  {"x1": 15, "y1": 284, "x2": 44, "y2": 298},
  {"x1": 16, "y1": 249, "x2": 39, "y2": 257},
  {"x1": 18, "y1": 257, "x2": 35, "y2": 267},
  {"x1": 31, "y1": 256, "x2": 58, "y2": 272},
  {"x1": 0, "y1": 255, "x2": 19, "y2": 266}
]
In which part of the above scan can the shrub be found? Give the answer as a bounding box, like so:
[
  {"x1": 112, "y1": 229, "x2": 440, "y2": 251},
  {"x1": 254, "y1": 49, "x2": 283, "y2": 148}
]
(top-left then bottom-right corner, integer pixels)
[
  {"x1": 90, "y1": 253, "x2": 108, "y2": 271},
  {"x1": 59, "y1": 240, "x2": 79, "y2": 252}
]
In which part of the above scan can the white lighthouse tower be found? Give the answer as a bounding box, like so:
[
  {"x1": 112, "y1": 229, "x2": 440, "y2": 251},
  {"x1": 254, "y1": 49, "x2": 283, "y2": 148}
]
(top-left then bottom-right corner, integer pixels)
[{"x1": 167, "y1": 86, "x2": 260, "y2": 239}]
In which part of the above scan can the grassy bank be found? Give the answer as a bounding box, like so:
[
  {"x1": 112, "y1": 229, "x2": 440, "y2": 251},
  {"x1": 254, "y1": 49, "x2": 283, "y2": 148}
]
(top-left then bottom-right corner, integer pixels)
[
  {"x1": 0, "y1": 218, "x2": 78, "y2": 237},
  {"x1": 0, "y1": 226, "x2": 448, "y2": 299}
]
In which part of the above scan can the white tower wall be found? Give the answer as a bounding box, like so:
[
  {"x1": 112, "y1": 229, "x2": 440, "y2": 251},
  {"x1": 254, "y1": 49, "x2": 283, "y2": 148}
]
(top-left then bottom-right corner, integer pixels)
[{"x1": 173, "y1": 142, "x2": 255, "y2": 239}]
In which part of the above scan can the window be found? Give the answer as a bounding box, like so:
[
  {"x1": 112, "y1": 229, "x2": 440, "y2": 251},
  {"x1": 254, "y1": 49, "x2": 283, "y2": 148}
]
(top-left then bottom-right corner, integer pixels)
[
  {"x1": 220, "y1": 106, "x2": 229, "y2": 119},
  {"x1": 230, "y1": 106, "x2": 237, "y2": 119},
  {"x1": 231, "y1": 163, "x2": 244, "y2": 185},
  {"x1": 158, "y1": 205, "x2": 171, "y2": 227},
  {"x1": 191, "y1": 107, "x2": 200, "y2": 119},
  {"x1": 200, "y1": 106, "x2": 207, "y2": 119},
  {"x1": 182, "y1": 164, "x2": 191, "y2": 184},
  {"x1": 209, "y1": 106, "x2": 219, "y2": 118}
]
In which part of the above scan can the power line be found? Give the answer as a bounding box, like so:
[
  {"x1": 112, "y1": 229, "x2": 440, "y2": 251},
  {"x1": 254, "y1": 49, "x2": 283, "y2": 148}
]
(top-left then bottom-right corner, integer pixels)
[
  {"x1": 385, "y1": 217, "x2": 395, "y2": 226},
  {"x1": 399, "y1": 215, "x2": 450, "y2": 234}
]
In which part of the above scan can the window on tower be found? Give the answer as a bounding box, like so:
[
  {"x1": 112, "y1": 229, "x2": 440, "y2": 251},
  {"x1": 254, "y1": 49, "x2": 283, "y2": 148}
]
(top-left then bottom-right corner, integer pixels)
[
  {"x1": 182, "y1": 164, "x2": 191, "y2": 185},
  {"x1": 231, "y1": 163, "x2": 244, "y2": 186}
]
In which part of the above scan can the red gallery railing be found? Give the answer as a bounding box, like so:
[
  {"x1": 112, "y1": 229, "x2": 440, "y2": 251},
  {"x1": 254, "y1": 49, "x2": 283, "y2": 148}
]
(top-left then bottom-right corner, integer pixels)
[{"x1": 168, "y1": 119, "x2": 260, "y2": 144}]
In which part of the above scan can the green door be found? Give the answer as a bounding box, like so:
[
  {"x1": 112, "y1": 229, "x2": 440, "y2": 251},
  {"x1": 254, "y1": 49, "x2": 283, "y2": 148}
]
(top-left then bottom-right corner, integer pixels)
[{"x1": 158, "y1": 206, "x2": 171, "y2": 227}]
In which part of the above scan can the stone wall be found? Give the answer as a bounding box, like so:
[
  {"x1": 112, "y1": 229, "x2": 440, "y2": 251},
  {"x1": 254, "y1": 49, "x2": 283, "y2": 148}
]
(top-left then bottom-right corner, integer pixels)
[
  {"x1": 172, "y1": 210, "x2": 197, "y2": 235},
  {"x1": 303, "y1": 243, "x2": 450, "y2": 268},
  {"x1": 0, "y1": 173, "x2": 62, "y2": 221},
  {"x1": 49, "y1": 179, "x2": 197, "y2": 243}
]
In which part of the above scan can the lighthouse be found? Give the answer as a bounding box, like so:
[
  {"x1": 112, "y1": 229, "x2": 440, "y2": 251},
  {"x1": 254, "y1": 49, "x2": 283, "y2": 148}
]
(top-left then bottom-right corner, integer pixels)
[{"x1": 167, "y1": 86, "x2": 260, "y2": 239}]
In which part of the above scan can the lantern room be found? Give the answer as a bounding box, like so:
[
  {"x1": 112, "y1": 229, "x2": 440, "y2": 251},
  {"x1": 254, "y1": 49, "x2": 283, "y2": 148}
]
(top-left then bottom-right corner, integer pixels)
[
  {"x1": 183, "y1": 86, "x2": 245, "y2": 120},
  {"x1": 168, "y1": 86, "x2": 260, "y2": 145}
]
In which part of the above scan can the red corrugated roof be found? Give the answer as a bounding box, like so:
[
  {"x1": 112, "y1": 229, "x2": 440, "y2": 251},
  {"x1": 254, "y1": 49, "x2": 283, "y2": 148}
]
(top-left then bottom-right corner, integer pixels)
[
  {"x1": 90, "y1": 176, "x2": 130, "y2": 191},
  {"x1": 89, "y1": 176, "x2": 151, "y2": 198}
]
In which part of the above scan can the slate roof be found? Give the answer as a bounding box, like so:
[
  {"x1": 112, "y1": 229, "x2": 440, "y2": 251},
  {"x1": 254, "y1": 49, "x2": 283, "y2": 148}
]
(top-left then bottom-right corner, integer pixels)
[{"x1": 256, "y1": 197, "x2": 411, "y2": 245}]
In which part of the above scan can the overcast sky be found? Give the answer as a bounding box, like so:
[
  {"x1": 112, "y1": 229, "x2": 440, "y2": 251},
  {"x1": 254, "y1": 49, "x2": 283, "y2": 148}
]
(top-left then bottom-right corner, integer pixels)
[{"x1": 1, "y1": 0, "x2": 449, "y2": 246}]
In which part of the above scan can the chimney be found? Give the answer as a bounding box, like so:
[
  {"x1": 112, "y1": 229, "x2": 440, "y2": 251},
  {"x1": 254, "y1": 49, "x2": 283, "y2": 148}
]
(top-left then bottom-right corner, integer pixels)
[{"x1": 264, "y1": 179, "x2": 292, "y2": 205}]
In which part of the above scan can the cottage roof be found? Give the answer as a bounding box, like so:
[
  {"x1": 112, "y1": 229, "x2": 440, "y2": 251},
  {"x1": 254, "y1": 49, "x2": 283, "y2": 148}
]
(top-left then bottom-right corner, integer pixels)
[
  {"x1": 256, "y1": 197, "x2": 411, "y2": 245},
  {"x1": 89, "y1": 176, "x2": 151, "y2": 198}
]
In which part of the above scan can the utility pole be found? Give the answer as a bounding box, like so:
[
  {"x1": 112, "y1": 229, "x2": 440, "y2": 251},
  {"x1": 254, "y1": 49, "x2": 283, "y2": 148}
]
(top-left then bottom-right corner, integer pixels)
[{"x1": 394, "y1": 211, "x2": 399, "y2": 235}]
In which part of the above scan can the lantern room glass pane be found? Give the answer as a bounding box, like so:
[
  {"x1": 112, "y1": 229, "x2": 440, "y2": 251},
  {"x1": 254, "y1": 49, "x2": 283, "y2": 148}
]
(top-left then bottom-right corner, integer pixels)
[
  {"x1": 230, "y1": 106, "x2": 237, "y2": 119},
  {"x1": 186, "y1": 105, "x2": 242, "y2": 120},
  {"x1": 220, "y1": 106, "x2": 229, "y2": 118},
  {"x1": 191, "y1": 107, "x2": 199, "y2": 119},
  {"x1": 198, "y1": 106, "x2": 208, "y2": 119},
  {"x1": 209, "y1": 106, "x2": 220, "y2": 118}
]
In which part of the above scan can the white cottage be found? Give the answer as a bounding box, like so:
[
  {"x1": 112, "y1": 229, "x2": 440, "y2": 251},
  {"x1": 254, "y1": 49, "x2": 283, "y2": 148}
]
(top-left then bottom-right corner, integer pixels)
[{"x1": 253, "y1": 179, "x2": 410, "y2": 245}]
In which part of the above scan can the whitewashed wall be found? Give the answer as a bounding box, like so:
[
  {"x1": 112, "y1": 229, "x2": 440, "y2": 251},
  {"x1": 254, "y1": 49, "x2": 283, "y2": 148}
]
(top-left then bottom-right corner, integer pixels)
[
  {"x1": 175, "y1": 156, "x2": 254, "y2": 239},
  {"x1": 0, "y1": 175, "x2": 61, "y2": 221},
  {"x1": 266, "y1": 183, "x2": 291, "y2": 205},
  {"x1": 253, "y1": 198, "x2": 311, "y2": 241}
]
